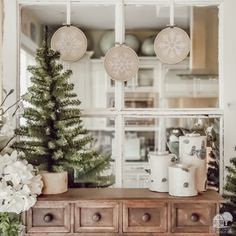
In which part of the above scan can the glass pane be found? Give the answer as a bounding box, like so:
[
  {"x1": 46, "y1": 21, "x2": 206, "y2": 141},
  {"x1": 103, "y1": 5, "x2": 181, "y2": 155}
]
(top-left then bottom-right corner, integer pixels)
[
  {"x1": 123, "y1": 116, "x2": 220, "y2": 189},
  {"x1": 82, "y1": 117, "x2": 115, "y2": 187},
  {"x1": 20, "y1": 4, "x2": 115, "y2": 109},
  {"x1": 123, "y1": 5, "x2": 219, "y2": 109}
]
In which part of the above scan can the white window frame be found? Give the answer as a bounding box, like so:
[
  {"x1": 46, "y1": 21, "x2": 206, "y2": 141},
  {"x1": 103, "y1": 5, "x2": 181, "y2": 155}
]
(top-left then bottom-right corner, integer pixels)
[{"x1": 4, "y1": 0, "x2": 236, "y2": 194}]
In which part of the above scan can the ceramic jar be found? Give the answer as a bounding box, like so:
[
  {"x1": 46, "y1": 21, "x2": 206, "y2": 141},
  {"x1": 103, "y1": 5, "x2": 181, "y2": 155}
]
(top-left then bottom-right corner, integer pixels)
[
  {"x1": 179, "y1": 133, "x2": 207, "y2": 192},
  {"x1": 100, "y1": 31, "x2": 140, "y2": 55},
  {"x1": 149, "y1": 151, "x2": 175, "y2": 192},
  {"x1": 141, "y1": 36, "x2": 155, "y2": 56}
]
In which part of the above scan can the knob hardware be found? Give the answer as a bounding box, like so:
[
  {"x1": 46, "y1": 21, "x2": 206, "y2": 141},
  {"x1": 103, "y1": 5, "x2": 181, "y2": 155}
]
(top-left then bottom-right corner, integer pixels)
[
  {"x1": 142, "y1": 213, "x2": 151, "y2": 222},
  {"x1": 190, "y1": 213, "x2": 199, "y2": 222},
  {"x1": 44, "y1": 213, "x2": 53, "y2": 223},
  {"x1": 92, "y1": 213, "x2": 101, "y2": 222}
]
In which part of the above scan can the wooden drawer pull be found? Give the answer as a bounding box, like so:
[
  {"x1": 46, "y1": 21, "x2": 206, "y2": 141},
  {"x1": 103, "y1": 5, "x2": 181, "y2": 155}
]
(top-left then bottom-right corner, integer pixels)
[
  {"x1": 92, "y1": 213, "x2": 101, "y2": 222},
  {"x1": 44, "y1": 213, "x2": 53, "y2": 223},
  {"x1": 142, "y1": 213, "x2": 151, "y2": 222},
  {"x1": 190, "y1": 213, "x2": 199, "y2": 222}
]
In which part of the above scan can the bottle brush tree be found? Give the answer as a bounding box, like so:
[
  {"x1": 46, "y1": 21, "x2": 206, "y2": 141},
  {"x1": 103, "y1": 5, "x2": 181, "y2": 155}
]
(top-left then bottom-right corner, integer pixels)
[
  {"x1": 223, "y1": 157, "x2": 236, "y2": 234},
  {"x1": 12, "y1": 40, "x2": 113, "y2": 187}
]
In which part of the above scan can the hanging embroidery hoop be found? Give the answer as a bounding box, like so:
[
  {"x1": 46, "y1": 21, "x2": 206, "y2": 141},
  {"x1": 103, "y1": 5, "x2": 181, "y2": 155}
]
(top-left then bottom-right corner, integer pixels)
[
  {"x1": 50, "y1": 0, "x2": 87, "y2": 62},
  {"x1": 104, "y1": 45, "x2": 139, "y2": 81},
  {"x1": 51, "y1": 26, "x2": 87, "y2": 62},
  {"x1": 154, "y1": 1, "x2": 190, "y2": 64},
  {"x1": 154, "y1": 27, "x2": 190, "y2": 64}
]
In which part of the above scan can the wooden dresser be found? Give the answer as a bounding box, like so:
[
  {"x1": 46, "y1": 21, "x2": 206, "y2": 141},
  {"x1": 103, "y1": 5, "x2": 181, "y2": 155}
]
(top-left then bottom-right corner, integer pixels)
[{"x1": 24, "y1": 188, "x2": 223, "y2": 236}]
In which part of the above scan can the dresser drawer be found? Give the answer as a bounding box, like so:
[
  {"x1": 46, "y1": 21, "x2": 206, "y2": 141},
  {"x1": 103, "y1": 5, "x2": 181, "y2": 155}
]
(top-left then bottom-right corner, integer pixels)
[
  {"x1": 171, "y1": 203, "x2": 216, "y2": 233},
  {"x1": 123, "y1": 201, "x2": 167, "y2": 233},
  {"x1": 74, "y1": 201, "x2": 119, "y2": 233},
  {"x1": 27, "y1": 202, "x2": 71, "y2": 233}
]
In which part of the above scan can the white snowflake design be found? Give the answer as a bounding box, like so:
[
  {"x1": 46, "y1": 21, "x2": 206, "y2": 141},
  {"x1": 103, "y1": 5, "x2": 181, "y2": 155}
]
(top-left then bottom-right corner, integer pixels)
[
  {"x1": 155, "y1": 27, "x2": 190, "y2": 64},
  {"x1": 105, "y1": 46, "x2": 139, "y2": 81},
  {"x1": 51, "y1": 26, "x2": 87, "y2": 61},
  {"x1": 55, "y1": 31, "x2": 82, "y2": 57}
]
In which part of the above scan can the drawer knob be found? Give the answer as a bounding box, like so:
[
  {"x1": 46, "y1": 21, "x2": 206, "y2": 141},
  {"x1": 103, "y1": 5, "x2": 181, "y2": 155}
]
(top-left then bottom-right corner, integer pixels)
[
  {"x1": 92, "y1": 213, "x2": 101, "y2": 222},
  {"x1": 44, "y1": 213, "x2": 53, "y2": 223},
  {"x1": 142, "y1": 213, "x2": 151, "y2": 222},
  {"x1": 190, "y1": 213, "x2": 199, "y2": 222}
]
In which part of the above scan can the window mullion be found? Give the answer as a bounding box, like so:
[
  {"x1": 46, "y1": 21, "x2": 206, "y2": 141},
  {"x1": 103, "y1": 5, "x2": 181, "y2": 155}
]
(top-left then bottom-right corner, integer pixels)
[{"x1": 114, "y1": 0, "x2": 125, "y2": 187}]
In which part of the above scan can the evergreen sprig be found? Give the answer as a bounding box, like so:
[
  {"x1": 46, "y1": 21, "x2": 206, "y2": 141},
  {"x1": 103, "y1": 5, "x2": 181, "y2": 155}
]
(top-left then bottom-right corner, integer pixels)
[
  {"x1": 0, "y1": 213, "x2": 21, "y2": 236},
  {"x1": 12, "y1": 41, "x2": 113, "y2": 187}
]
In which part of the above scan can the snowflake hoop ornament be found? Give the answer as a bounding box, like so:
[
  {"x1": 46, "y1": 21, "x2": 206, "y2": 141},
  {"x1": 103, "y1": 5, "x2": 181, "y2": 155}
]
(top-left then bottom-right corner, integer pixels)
[
  {"x1": 104, "y1": 45, "x2": 139, "y2": 81},
  {"x1": 0, "y1": 151, "x2": 43, "y2": 214},
  {"x1": 51, "y1": 26, "x2": 87, "y2": 62},
  {"x1": 154, "y1": 27, "x2": 190, "y2": 64}
]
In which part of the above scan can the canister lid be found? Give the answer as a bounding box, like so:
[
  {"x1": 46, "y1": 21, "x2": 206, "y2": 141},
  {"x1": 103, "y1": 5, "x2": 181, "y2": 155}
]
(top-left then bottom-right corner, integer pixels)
[
  {"x1": 185, "y1": 133, "x2": 200, "y2": 137},
  {"x1": 149, "y1": 151, "x2": 169, "y2": 156},
  {"x1": 169, "y1": 163, "x2": 195, "y2": 170}
]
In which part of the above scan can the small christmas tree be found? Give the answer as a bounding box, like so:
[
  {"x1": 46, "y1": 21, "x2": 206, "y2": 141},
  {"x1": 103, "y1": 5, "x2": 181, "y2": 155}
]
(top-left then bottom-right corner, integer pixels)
[
  {"x1": 13, "y1": 39, "x2": 113, "y2": 187},
  {"x1": 223, "y1": 157, "x2": 236, "y2": 234}
]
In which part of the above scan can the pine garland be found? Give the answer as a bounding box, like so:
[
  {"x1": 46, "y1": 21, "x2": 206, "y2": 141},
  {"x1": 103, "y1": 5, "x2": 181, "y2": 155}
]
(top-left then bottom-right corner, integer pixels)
[{"x1": 12, "y1": 41, "x2": 113, "y2": 187}]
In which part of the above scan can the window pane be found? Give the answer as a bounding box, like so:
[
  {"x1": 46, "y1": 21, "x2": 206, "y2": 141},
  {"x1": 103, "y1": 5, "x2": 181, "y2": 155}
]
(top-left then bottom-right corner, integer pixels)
[
  {"x1": 123, "y1": 116, "x2": 220, "y2": 189},
  {"x1": 20, "y1": 4, "x2": 115, "y2": 109},
  {"x1": 82, "y1": 117, "x2": 115, "y2": 187},
  {"x1": 123, "y1": 5, "x2": 219, "y2": 109}
]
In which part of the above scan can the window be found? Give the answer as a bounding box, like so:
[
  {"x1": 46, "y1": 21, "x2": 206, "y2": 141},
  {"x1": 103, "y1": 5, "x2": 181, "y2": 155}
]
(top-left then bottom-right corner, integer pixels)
[{"x1": 18, "y1": 1, "x2": 222, "y2": 190}]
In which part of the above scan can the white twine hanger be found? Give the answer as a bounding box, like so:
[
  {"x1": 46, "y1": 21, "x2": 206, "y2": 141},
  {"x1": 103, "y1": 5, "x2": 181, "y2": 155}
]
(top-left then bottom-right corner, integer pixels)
[
  {"x1": 169, "y1": 0, "x2": 175, "y2": 27},
  {"x1": 66, "y1": 0, "x2": 71, "y2": 26}
]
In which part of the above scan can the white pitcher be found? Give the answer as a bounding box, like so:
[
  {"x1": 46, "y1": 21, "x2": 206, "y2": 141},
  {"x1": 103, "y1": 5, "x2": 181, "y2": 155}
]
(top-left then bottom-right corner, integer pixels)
[{"x1": 149, "y1": 151, "x2": 176, "y2": 192}]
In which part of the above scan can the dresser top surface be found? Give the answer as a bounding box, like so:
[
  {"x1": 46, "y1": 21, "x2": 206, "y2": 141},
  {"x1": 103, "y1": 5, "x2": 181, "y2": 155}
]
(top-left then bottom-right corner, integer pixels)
[{"x1": 37, "y1": 188, "x2": 224, "y2": 202}]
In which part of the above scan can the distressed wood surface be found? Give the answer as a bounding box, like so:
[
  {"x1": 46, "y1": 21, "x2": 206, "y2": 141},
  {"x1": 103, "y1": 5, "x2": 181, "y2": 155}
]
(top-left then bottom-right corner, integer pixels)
[
  {"x1": 36, "y1": 188, "x2": 224, "y2": 202},
  {"x1": 25, "y1": 189, "x2": 223, "y2": 235}
]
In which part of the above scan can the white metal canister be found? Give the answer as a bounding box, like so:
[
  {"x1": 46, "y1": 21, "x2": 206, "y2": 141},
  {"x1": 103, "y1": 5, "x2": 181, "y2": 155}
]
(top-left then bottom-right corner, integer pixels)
[
  {"x1": 149, "y1": 151, "x2": 175, "y2": 192},
  {"x1": 179, "y1": 133, "x2": 207, "y2": 192},
  {"x1": 168, "y1": 163, "x2": 198, "y2": 197}
]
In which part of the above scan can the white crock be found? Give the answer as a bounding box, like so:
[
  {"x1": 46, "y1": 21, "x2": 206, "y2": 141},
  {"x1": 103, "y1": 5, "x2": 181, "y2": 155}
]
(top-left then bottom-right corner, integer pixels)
[
  {"x1": 168, "y1": 163, "x2": 198, "y2": 197},
  {"x1": 149, "y1": 151, "x2": 175, "y2": 192}
]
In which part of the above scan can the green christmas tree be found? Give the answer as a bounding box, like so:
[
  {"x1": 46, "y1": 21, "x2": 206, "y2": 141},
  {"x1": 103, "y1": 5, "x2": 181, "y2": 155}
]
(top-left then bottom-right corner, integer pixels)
[
  {"x1": 13, "y1": 40, "x2": 113, "y2": 187},
  {"x1": 223, "y1": 157, "x2": 236, "y2": 234}
]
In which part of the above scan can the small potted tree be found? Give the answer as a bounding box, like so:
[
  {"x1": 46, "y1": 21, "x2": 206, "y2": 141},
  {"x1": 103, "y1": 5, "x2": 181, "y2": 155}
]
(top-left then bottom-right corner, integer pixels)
[{"x1": 13, "y1": 40, "x2": 113, "y2": 194}]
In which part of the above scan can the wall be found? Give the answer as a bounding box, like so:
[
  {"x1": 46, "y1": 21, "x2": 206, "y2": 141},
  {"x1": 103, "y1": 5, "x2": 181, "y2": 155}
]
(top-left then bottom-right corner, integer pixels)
[
  {"x1": 221, "y1": 0, "x2": 236, "y2": 188},
  {"x1": 2, "y1": 0, "x2": 17, "y2": 114},
  {"x1": 21, "y1": 7, "x2": 42, "y2": 47},
  {"x1": 0, "y1": 0, "x2": 2, "y2": 104}
]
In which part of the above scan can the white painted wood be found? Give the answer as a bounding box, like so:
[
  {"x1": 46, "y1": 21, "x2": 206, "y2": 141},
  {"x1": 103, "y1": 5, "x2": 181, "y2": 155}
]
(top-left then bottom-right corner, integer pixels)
[
  {"x1": 220, "y1": 0, "x2": 236, "y2": 193},
  {"x1": 114, "y1": 0, "x2": 125, "y2": 187},
  {"x1": 0, "y1": 0, "x2": 3, "y2": 104},
  {"x1": 2, "y1": 0, "x2": 19, "y2": 122},
  {"x1": 81, "y1": 109, "x2": 223, "y2": 117},
  {"x1": 17, "y1": 0, "x2": 220, "y2": 6}
]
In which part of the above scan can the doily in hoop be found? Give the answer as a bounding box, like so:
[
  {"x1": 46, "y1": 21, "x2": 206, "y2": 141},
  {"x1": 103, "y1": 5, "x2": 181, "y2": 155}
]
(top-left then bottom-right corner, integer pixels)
[
  {"x1": 51, "y1": 26, "x2": 87, "y2": 62},
  {"x1": 154, "y1": 27, "x2": 190, "y2": 64},
  {"x1": 104, "y1": 45, "x2": 139, "y2": 81}
]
